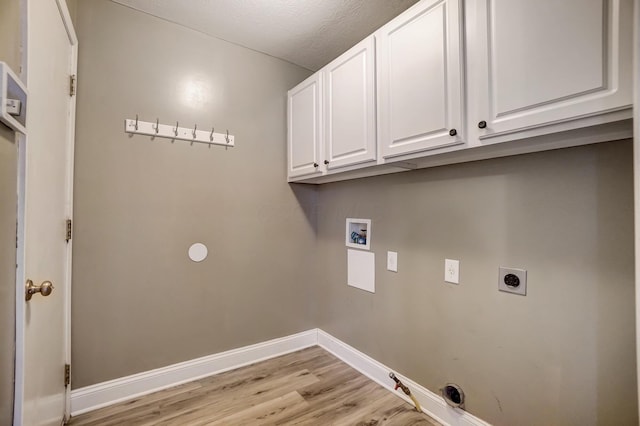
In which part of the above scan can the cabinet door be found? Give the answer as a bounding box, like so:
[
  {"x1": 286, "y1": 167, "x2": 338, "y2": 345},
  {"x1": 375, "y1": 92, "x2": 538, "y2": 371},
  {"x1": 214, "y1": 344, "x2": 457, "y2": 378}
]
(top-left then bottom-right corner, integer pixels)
[
  {"x1": 377, "y1": 0, "x2": 464, "y2": 159},
  {"x1": 324, "y1": 37, "x2": 376, "y2": 170},
  {"x1": 475, "y1": 0, "x2": 632, "y2": 139},
  {"x1": 288, "y1": 74, "x2": 321, "y2": 179}
]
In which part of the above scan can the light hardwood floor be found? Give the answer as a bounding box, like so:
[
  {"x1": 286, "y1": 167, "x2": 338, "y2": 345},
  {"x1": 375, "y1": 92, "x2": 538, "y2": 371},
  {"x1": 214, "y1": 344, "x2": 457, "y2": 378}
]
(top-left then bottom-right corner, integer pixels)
[{"x1": 68, "y1": 346, "x2": 441, "y2": 425}]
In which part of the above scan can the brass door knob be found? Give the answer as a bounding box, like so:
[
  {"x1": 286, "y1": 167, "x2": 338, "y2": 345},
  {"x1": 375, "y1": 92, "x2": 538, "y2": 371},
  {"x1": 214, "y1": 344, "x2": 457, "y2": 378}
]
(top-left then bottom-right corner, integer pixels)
[{"x1": 25, "y1": 279, "x2": 54, "y2": 301}]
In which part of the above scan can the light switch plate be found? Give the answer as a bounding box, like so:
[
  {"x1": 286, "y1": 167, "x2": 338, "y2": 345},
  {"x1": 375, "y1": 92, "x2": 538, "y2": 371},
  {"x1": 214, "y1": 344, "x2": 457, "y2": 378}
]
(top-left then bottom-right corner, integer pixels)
[
  {"x1": 445, "y1": 259, "x2": 459, "y2": 284},
  {"x1": 387, "y1": 251, "x2": 397, "y2": 272}
]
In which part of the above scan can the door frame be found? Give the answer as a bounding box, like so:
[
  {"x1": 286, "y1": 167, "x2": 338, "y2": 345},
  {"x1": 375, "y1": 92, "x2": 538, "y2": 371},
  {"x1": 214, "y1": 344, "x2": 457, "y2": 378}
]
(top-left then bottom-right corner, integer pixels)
[
  {"x1": 634, "y1": 0, "x2": 640, "y2": 420},
  {"x1": 13, "y1": 0, "x2": 77, "y2": 424}
]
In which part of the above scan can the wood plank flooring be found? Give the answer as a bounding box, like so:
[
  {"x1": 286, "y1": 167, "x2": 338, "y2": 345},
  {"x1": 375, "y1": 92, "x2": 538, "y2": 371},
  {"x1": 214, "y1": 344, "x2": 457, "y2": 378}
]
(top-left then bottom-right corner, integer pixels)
[{"x1": 68, "y1": 346, "x2": 441, "y2": 425}]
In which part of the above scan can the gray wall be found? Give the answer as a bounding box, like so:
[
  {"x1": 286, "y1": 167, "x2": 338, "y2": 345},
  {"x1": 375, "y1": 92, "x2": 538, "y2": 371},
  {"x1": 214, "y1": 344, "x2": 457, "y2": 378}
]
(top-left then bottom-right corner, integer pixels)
[
  {"x1": 71, "y1": 1, "x2": 637, "y2": 424},
  {"x1": 314, "y1": 140, "x2": 637, "y2": 425},
  {"x1": 71, "y1": 0, "x2": 315, "y2": 388},
  {"x1": 0, "y1": 0, "x2": 20, "y2": 422}
]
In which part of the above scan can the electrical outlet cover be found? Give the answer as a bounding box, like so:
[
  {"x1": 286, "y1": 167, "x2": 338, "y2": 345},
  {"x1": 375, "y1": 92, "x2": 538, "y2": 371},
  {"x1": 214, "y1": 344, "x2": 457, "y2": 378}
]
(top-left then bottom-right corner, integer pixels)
[{"x1": 499, "y1": 267, "x2": 527, "y2": 295}]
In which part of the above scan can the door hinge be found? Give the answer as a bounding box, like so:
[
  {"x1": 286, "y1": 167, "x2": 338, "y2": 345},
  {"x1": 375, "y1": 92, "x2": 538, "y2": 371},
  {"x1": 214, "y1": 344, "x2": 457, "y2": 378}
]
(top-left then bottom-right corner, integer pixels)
[
  {"x1": 64, "y1": 364, "x2": 70, "y2": 387},
  {"x1": 69, "y1": 74, "x2": 76, "y2": 97},
  {"x1": 66, "y1": 219, "x2": 72, "y2": 243}
]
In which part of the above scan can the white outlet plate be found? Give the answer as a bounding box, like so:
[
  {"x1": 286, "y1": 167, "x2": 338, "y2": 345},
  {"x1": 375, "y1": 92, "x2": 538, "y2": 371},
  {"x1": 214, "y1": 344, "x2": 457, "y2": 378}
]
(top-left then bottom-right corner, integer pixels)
[
  {"x1": 6, "y1": 99, "x2": 21, "y2": 115},
  {"x1": 444, "y1": 259, "x2": 459, "y2": 284},
  {"x1": 499, "y1": 267, "x2": 527, "y2": 295},
  {"x1": 387, "y1": 251, "x2": 397, "y2": 272}
]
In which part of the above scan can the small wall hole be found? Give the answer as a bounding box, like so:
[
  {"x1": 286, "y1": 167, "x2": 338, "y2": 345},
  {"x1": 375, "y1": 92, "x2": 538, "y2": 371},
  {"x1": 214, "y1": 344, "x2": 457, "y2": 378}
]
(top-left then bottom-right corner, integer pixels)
[{"x1": 441, "y1": 383, "x2": 465, "y2": 409}]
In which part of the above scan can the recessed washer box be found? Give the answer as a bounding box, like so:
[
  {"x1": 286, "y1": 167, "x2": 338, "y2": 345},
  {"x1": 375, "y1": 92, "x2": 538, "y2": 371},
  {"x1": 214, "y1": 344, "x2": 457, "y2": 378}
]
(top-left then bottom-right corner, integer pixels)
[
  {"x1": 345, "y1": 218, "x2": 371, "y2": 250},
  {"x1": 0, "y1": 62, "x2": 28, "y2": 135}
]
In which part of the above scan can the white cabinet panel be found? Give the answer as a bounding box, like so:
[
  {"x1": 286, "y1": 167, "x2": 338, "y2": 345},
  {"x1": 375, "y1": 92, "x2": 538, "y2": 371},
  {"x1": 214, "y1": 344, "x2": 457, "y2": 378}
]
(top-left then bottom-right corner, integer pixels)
[
  {"x1": 475, "y1": 0, "x2": 632, "y2": 138},
  {"x1": 378, "y1": 0, "x2": 465, "y2": 159},
  {"x1": 288, "y1": 74, "x2": 321, "y2": 179},
  {"x1": 324, "y1": 37, "x2": 376, "y2": 170}
]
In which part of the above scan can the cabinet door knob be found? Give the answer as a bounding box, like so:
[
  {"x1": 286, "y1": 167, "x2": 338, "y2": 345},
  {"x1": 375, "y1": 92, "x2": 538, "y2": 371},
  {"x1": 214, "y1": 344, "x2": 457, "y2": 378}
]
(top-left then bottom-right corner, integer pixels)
[
  {"x1": 449, "y1": 129, "x2": 457, "y2": 136},
  {"x1": 478, "y1": 120, "x2": 487, "y2": 129},
  {"x1": 324, "y1": 160, "x2": 330, "y2": 165},
  {"x1": 313, "y1": 163, "x2": 318, "y2": 168}
]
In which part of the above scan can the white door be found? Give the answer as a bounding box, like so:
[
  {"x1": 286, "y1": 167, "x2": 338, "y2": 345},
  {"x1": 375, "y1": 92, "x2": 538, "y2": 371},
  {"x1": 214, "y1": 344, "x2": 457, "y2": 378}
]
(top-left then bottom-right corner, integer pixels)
[
  {"x1": 287, "y1": 73, "x2": 322, "y2": 179},
  {"x1": 324, "y1": 36, "x2": 376, "y2": 170},
  {"x1": 16, "y1": 0, "x2": 77, "y2": 425},
  {"x1": 377, "y1": 0, "x2": 464, "y2": 159},
  {"x1": 474, "y1": 0, "x2": 633, "y2": 139}
]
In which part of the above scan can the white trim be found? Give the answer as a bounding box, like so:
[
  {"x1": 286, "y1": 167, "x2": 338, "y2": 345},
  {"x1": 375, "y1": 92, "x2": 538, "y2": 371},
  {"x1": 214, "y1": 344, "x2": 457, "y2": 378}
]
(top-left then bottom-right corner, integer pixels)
[
  {"x1": 55, "y1": 0, "x2": 78, "y2": 45},
  {"x1": 71, "y1": 329, "x2": 490, "y2": 426},
  {"x1": 70, "y1": 330, "x2": 318, "y2": 416},
  {"x1": 13, "y1": 127, "x2": 26, "y2": 426},
  {"x1": 317, "y1": 330, "x2": 490, "y2": 426},
  {"x1": 54, "y1": 0, "x2": 78, "y2": 419},
  {"x1": 12, "y1": 1, "x2": 28, "y2": 424}
]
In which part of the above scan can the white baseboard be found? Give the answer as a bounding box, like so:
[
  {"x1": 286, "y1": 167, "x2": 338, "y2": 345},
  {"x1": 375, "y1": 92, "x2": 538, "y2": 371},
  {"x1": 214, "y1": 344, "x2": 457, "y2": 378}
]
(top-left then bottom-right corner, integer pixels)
[
  {"x1": 317, "y1": 329, "x2": 490, "y2": 426},
  {"x1": 70, "y1": 329, "x2": 318, "y2": 416},
  {"x1": 71, "y1": 328, "x2": 489, "y2": 426}
]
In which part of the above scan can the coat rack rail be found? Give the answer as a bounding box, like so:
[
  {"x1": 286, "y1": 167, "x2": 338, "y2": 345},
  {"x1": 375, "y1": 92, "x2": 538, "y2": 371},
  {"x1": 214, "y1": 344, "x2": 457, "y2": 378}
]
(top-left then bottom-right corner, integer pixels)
[{"x1": 124, "y1": 118, "x2": 235, "y2": 147}]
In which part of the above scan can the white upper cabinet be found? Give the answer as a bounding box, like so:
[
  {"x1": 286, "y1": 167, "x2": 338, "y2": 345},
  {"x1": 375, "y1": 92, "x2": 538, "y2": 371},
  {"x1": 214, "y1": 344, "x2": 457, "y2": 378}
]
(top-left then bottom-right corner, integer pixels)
[
  {"x1": 474, "y1": 0, "x2": 633, "y2": 139},
  {"x1": 324, "y1": 37, "x2": 377, "y2": 170},
  {"x1": 288, "y1": 73, "x2": 322, "y2": 179},
  {"x1": 377, "y1": 0, "x2": 465, "y2": 159},
  {"x1": 287, "y1": 0, "x2": 633, "y2": 183}
]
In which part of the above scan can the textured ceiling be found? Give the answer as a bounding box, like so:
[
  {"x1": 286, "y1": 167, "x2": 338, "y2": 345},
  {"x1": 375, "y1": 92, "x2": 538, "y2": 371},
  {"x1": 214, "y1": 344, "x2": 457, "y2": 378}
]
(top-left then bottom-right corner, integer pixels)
[{"x1": 110, "y1": 0, "x2": 420, "y2": 71}]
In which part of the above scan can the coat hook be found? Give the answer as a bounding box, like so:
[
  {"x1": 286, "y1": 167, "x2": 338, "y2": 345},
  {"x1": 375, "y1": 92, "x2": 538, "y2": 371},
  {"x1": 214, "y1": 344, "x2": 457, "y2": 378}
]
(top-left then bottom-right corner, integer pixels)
[
  {"x1": 155, "y1": 118, "x2": 159, "y2": 134},
  {"x1": 174, "y1": 121, "x2": 179, "y2": 137},
  {"x1": 210, "y1": 127, "x2": 215, "y2": 142},
  {"x1": 135, "y1": 114, "x2": 139, "y2": 130},
  {"x1": 225, "y1": 129, "x2": 230, "y2": 144},
  {"x1": 192, "y1": 124, "x2": 197, "y2": 139}
]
